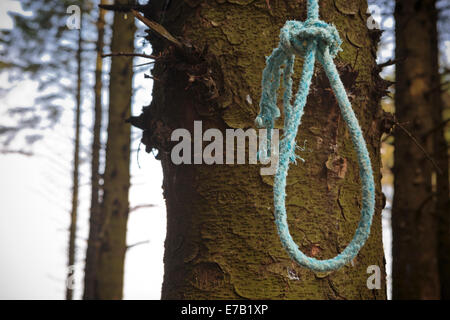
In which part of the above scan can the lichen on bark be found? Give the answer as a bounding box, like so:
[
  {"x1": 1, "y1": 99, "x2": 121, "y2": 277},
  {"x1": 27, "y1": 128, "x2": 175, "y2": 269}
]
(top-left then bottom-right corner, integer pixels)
[{"x1": 135, "y1": 0, "x2": 387, "y2": 299}]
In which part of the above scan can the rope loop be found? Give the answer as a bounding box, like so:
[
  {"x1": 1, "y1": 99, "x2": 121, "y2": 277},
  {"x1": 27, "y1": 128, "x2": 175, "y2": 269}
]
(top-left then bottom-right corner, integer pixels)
[{"x1": 256, "y1": 0, "x2": 376, "y2": 272}]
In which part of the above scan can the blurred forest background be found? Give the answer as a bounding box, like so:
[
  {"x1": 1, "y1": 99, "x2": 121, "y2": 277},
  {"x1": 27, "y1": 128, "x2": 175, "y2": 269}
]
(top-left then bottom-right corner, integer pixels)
[
  {"x1": 0, "y1": 0, "x2": 165, "y2": 299},
  {"x1": 0, "y1": 0, "x2": 449, "y2": 299}
]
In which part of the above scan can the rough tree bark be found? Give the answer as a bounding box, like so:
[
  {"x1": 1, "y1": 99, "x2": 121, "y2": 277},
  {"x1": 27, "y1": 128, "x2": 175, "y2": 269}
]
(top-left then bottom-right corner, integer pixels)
[
  {"x1": 392, "y1": 0, "x2": 441, "y2": 300},
  {"x1": 66, "y1": 3, "x2": 83, "y2": 301},
  {"x1": 83, "y1": 0, "x2": 107, "y2": 300},
  {"x1": 134, "y1": 0, "x2": 387, "y2": 299},
  {"x1": 94, "y1": 0, "x2": 135, "y2": 299},
  {"x1": 430, "y1": 1, "x2": 450, "y2": 301}
]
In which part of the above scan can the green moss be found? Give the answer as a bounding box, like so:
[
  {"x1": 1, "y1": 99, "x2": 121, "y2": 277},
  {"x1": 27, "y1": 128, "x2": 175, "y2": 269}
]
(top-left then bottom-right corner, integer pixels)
[{"x1": 151, "y1": 0, "x2": 386, "y2": 300}]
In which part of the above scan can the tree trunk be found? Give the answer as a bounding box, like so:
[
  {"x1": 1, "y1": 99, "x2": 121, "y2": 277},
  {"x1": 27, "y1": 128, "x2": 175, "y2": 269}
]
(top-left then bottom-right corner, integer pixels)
[
  {"x1": 94, "y1": 0, "x2": 135, "y2": 300},
  {"x1": 66, "y1": 2, "x2": 83, "y2": 301},
  {"x1": 392, "y1": 0, "x2": 441, "y2": 300},
  {"x1": 430, "y1": 2, "x2": 450, "y2": 301},
  {"x1": 136, "y1": 0, "x2": 386, "y2": 299},
  {"x1": 83, "y1": 0, "x2": 107, "y2": 300}
]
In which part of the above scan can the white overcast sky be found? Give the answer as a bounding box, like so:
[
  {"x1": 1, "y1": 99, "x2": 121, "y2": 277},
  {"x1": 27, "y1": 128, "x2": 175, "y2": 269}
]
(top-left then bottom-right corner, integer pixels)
[{"x1": 0, "y1": 0, "x2": 166, "y2": 300}]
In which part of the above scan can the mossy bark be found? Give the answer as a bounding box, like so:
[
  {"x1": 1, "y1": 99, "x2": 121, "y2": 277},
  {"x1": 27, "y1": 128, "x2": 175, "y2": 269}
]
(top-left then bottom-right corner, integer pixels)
[
  {"x1": 94, "y1": 0, "x2": 136, "y2": 300},
  {"x1": 393, "y1": 0, "x2": 441, "y2": 300},
  {"x1": 138, "y1": 0, "x2": 386, "y2": 299}
]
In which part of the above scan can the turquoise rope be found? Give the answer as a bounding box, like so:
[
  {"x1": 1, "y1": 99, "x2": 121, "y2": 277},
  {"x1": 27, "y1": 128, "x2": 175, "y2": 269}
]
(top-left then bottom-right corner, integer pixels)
[{"x1": 255, "y1": 0, "x2": 375, "y2": 272}]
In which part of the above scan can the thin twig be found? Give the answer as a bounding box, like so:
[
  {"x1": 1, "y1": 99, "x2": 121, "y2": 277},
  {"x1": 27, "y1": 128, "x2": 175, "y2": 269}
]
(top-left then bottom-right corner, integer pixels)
[
  {"x1": 144, "y1": 74, "x2": 159, "y2": 81},
  {"x1": 0, "y1": 149, "x2": 33, "y2": 156},
  {"x1": 134, "y1": 61, "x2": 155, "y2": 67},
  {"x1": 98, "y1": 4, "x2": 146, "y2": 12},
  {"x1": 424, "y1": 118, "x2": 450, "y2": 137},
  {"x1": 395, "y1": 121, "x2": 443, "y2": 175},
  {"x1": 131, "y1": 9, "x2": 183, "y2": 48},
  {"x1": 102, "y1": 52, "x2": 157, "y2": 59},
  {"x1": 352, "y1": 49, "x2": 360, "y2": 70},
  {"x1": 377, "y1": 57, "x2": 404, "y2": 69},
  {"x1": 129, "y1": 204, "x2": 157, "y2": 213},
  {"x1": 137, "y1": 141, "x2": 142, "y2": 169},
  {"x1": 127, "y1": 240, "x2": 150, "y2": 250}
]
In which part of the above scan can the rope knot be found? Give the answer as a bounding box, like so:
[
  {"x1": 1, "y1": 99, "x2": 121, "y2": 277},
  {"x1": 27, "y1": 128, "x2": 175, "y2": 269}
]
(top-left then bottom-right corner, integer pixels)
[{"x1": 279, "y1": 19, "x2": 342, "y2": 58}]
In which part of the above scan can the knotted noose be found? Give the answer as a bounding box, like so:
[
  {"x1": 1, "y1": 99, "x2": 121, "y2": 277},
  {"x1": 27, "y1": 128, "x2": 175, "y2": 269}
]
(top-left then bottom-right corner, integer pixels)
[{"x1": 255, "y1": 0, "x2": 375, "y2": 272}]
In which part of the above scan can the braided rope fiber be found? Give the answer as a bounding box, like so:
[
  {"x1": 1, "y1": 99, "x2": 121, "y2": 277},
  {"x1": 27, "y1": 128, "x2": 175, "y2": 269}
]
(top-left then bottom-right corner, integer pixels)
[{"x1": 255, "y1": 0, "x2": 375, "y2": 272}]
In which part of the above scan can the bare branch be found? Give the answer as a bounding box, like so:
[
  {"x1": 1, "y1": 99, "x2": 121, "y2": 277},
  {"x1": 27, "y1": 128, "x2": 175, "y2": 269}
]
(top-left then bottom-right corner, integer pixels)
[
  {"x1": 424, "y1": 118, "x2": 450, "y2": 137},
  {"x1": 127, "y1": 240, "x2": 150, "y2": 250},
  {"x1": 129, "y1": 204, "x2": 157, "y2": 213},
  {"x1": 131, "y1": 9, "x2": 183, "y2": 48},
  {"x1": 134, "y1": 61, "x2": 155, "y2": 67},
  {"x1": 395, "y1": 121, "x2": 443, "y2": 175},
  {"x1": 377, "y1": 57, "x2": 405, "y2": 70},
  {"x1": 0, "y1": 149, "x2": 33, "y2": 156},
  {"x1": 98, "y1": 4, "x2": 146, "y2": 12},
  {"x1": 381, "y1": 112, "x2": 443, "y2": 174},
  {"x1": 102, "y1": 52, "x2": 157, "y2": 59}
]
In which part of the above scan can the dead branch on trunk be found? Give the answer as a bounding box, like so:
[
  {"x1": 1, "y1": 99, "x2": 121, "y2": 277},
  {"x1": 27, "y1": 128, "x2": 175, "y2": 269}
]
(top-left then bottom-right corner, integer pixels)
[
  {"x1": 131, "y1": 9, "x2": 182, "y2": 48},
  {"x1": 102, "y1": 52, "x2": 157, "y2": 59}
]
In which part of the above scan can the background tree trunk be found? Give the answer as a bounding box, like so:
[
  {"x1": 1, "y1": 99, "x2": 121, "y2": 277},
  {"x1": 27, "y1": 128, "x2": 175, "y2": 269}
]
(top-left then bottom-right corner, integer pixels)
[
  {"x1": 137, "y1": 0, "x2": 387, "y2": 299},
  {"x1": 94, "y1": 0, "x2": 135, "y2": 300},
  {"x1": 66, "y1": 3, "x2": 84, "y2": 301},
  {"x1": 430, "y1": 1, "x2": 450, "y2": 301},
  {"x1": 83, "y1": 0, "x2": 107, "y2": 300},
  {"x1": 392, "y1": 0, "x2": 441, "y2": 300}
]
